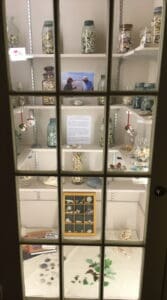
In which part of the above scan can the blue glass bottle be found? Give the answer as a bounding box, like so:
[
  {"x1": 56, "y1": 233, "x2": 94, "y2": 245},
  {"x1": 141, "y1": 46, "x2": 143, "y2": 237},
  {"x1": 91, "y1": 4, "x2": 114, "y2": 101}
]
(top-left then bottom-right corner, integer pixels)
[{"x1": 47, "y1": 118, "x2": 57, "y2": 147}]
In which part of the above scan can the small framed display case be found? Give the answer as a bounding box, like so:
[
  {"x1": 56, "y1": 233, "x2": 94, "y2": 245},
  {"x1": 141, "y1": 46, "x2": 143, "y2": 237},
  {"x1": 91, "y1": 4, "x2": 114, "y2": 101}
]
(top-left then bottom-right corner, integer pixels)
[{"x1": 63, "y1": 192, "x2": 96, "y2": 236}]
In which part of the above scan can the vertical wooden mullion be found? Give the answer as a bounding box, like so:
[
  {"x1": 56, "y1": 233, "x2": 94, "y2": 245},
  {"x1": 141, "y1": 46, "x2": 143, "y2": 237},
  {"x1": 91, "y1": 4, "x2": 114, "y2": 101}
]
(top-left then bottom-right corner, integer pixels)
[
  {"x1": 0, "y1": 1, "x2": 23, "y2": 299},
  {"x1": 53, "y1": 0, "x2": 64, "y2": 299},
  {"x1": 141, "y1": 1, "x2": 167, "y2": 299},
  {"x1": 99, "y1": 0, "x2": 115, "y2": 299}
]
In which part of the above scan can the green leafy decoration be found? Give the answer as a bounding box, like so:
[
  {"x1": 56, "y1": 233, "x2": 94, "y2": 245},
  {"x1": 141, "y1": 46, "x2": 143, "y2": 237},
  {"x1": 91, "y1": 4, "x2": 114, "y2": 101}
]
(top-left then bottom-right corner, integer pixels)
[
  {"x1": 83, "y1": 278, "x2": 88, "y2": 285},
  {"x1": 71, "y1": 256, "x2": 116, "y2": 287}
]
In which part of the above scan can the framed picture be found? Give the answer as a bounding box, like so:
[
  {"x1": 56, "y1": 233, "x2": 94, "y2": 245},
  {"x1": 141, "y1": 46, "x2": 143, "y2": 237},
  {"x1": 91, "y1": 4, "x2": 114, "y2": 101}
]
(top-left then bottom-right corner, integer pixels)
[
  {"x1": 61, "y1": 72, "x2": 94, "y2": 91},
  {"x1": 63, "y1": 192, "x2": 96, "y2": 236}
]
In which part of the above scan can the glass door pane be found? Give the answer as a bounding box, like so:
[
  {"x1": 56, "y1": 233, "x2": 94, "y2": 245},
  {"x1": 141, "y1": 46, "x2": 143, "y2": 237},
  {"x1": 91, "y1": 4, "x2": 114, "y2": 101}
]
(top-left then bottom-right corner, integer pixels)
[
  {"x1": 5, "y1": 0, "x2": 55, "y2": 92},
  {"x1": 106, "y1": 177, "x2": 149, "y2": 242},
  {"x1": 107, "y1": 96, "x2": 156, "y2": 174},
  {"x1": 11, "y1": 96, "x2": 57, "y2": 171},
  {"x1": 111, "y1": 0, "x2": 163, "y2": 90},
  {"x1": 17, "y1": 176, "x2": 59, "y2": 241},
  {"x1": 63, "y1": 246, "x2": 100, "y2": 299},
  {"x1": 60, "y1": 0, "x2": 108, "y2": 92},
  {"x1": 104, "y1": 247, "x2": 143, "y2": 299},
  {"x1": 21, "y1": 245, "x2": 59, "y2": 298},
  {"x1": 61, "y1": 177, "x2": 103, "y2": 242},
  {"x1": 61, "y1": 96, "x2": 105, "y2": 172}
]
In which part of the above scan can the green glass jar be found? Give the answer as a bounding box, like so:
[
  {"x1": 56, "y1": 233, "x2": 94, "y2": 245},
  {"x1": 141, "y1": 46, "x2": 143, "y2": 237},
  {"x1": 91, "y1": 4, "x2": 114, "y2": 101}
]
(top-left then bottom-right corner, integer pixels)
[{"x1": 47, "y1": 118, "x2": 57, "y2": 147}]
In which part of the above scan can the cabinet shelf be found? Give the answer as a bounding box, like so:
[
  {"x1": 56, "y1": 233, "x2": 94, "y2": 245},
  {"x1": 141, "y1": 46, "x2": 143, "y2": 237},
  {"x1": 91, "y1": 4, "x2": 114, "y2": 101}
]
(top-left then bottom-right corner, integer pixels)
[
  {"x1": 19, "y1": 177, "x2": 146, "y2": 193},
  {"x1": 26, "y1": 53, "x2": 107, "y2": 60},
  {"x1": 14, "y1": 104, "x2": 152, "y2": 124},
  {"x1": 11, "y1": 46, "x2": 158, "y2": 61},
  {"x1": 114, "y1": 46, "x2": 159, "y2": 58}
]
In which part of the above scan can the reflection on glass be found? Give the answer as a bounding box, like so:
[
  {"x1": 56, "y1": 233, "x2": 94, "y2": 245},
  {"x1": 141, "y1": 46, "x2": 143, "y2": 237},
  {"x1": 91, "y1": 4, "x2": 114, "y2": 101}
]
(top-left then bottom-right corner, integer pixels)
[
  {"x1": 61, "y1": 97, "x2": 105, "y2": 172},
  {"x1": 64, "y1": 246, "x2": 100, "y2": 299},
  {"x1": 107, "y1": 97, "x2": 156, "y2": 173},
  {"x1": 11, "y1": 97, "x2": 57, "y2": 171},
  {"x1": 21, "y1": 245, "x2": 59, "y2": 298},
  {"x1": 62, "y1": 177, "x2": 102, "y2": 241},
  {"x1": 111, "y1": 1, "x2": 164, "y2": 90},
  {"x1": 104, "y1": 247, "x2": 143, "y2": 299},
  {"x1": 17, "y1": 176, "x2": 58, "y2": 240},
  {"x1": 106, "y1": 177, "x2": 148, "y2": 242}
]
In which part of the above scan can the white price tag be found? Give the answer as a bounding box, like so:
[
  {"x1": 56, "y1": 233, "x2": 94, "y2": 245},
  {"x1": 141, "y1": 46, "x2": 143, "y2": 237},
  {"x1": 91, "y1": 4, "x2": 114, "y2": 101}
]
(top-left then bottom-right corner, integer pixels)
[{"x1": 9, "y1": 47, "x2": 27, "y2": 61}]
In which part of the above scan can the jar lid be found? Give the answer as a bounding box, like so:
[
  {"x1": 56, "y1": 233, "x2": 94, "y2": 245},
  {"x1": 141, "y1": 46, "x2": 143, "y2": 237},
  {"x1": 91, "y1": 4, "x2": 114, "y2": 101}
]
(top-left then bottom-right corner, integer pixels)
[
  {"x1": 144, "y1": 83, "x2": 155, "y2": 89},
  {"x1": 50, "y1": 118, "x2": 56, "y2": 122},
  {"x1": 154, "y1": 6, "x2": 162, "y2": 14},
  {"x1": 120, "y1": 23, "x2": 133, "y2": 29},
  {"x1": 135, "y1": 82, "x2": 145, "y2": 88},
  {"x1": 84, "y1": 20, "x2": 94, "y2": 26},
  {"x1": 44, "y1": 20, "x2": 53, "y2": 26},
  {"x1": 44, "y1": 66, "x2": 54, "y2": 72}
]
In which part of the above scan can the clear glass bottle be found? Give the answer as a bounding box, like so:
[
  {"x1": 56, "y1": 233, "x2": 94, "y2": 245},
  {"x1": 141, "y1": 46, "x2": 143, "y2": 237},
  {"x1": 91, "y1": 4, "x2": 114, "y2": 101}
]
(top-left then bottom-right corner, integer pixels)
[
  {"x1": 47, "y1": 118, "x2": 57, "y2": 147},
  {"x1": 7, "y1": 16, "x2": 19, "y2": 47},
  {"x1": 42, "y1": 20, "x2": 54, "y2": 54},
  {"x1": 81, "y1": 20, "x2": 96, "y2": 54},
  {"x1": 151, "y1": 6, "x2": 162, "y2": 45},
  {"x1": 72, "y1": 152, "x2": 84, "y2": 184},
  {"x1": 97, "y1": 74, "x2": 106, "y2": 105},
  {"x1": 42, "y1": 66, "x2": 56, "y2": 105},
  {"x1": 99, "y1": 118, "x2": 114, "y2": 148},
  {"x1": 119, "y1": 24, "x2": 133, "y2": 53},
  {"x1": 140, "y1": 27, "x2": 152, "y2": 47}
]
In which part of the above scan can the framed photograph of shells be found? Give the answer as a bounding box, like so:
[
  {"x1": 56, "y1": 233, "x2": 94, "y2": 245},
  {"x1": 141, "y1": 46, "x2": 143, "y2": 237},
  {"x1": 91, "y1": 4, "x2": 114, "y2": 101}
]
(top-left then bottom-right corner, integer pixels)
[{"x1": 63, "y1": 192, "x2": 96, "y2": 236}]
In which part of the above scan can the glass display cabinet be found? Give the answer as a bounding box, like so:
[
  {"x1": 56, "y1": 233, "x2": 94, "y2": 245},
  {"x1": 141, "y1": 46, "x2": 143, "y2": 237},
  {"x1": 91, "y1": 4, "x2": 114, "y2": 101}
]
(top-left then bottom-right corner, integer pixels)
[{"x1": 1, "y1": 0, "x2": 167, "y2": 299}]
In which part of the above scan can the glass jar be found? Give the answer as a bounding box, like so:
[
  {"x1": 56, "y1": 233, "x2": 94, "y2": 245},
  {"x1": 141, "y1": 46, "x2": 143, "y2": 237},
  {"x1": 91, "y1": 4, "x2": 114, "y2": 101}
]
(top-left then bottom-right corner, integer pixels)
[
  {"x1": 42, "y1": 66, "x2": 56, "y2": 105},
  {"x1": 47, "y1": 118, "x2": 57, "y2": 147},
  {"x1": 81, "y1": 20, "x2": 96, "y2": 54},
  {"x1": 132, "y1": 82, "x2": 145, "y2": 109},
  {"x1": 97, "y1": 74, "x2": 106, "y2": 105},
  {"x1": 72, "y1": 152, "x2": 84, "y2": 184},
  {"x1": 140, "y1": 27, "x2": 152, "y2": 47},
  {"x1": 99, "y1": 118, "x2": 114, "y2": 148},
  {"x1": 119, "y1": 24, "x2": 133, "y2": 53},
  {"x1": 151, "y1": 6, "x2": 162, "y2": 45},
  {"x1": 42, "y1": 20, "x2": 54, "y2": 54},
  {"x1": 140, "y1": 82, "x2": 155, "y2": 111},
  {"x1": 7, "y1": 16, "x2": 19, "y2": 47}
]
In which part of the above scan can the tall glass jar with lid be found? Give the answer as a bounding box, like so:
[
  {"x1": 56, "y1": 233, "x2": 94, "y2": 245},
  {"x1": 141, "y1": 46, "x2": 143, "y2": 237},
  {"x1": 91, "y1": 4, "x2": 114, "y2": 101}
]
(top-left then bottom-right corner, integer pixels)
[
  {"x1": 47, "y1": 118, "x2": 57, "y2": 147},
  {"x1": 42, "y1": 66, "x2": 56, "y2": 105},
  {"x1": 151, "y1": 6, "x2": 162, "y2": 45},
  {"x1": 7, "y1": 16, "x2": 19, "y2": 47},
  {"x1": 72, "y1": 153, "x2": 84, "y2": 184},
  {"x1": 81, "y1": 20, "x2": 96, "y2": 54},
  {"x1": 97, "y1": 74, "x2": 106, "y2": 105},
  {"x1": 42, "y1": 20, "x2": 54, "y2": 54},
  {"x1": 119, "y1": 24, "x2": 133, "y2": 53},
  {"x1": 99, "y1": 118, "x2": 114, "y2": 147}
]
